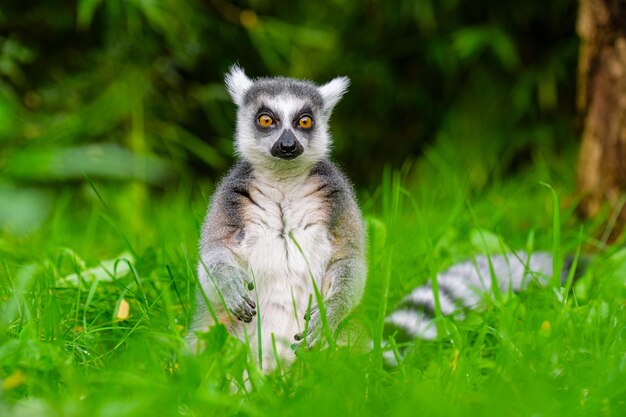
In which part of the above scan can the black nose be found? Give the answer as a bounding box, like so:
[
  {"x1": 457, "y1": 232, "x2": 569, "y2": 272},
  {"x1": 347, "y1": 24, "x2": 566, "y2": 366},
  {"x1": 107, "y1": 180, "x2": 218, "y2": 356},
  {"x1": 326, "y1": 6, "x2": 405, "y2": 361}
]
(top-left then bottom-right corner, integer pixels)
[
  {"x1": 279, "y1": 137, "x2": 297, "y2": 152},
  {"x1": 270, "y1": 129, "x2": 304, "y2": 160}
]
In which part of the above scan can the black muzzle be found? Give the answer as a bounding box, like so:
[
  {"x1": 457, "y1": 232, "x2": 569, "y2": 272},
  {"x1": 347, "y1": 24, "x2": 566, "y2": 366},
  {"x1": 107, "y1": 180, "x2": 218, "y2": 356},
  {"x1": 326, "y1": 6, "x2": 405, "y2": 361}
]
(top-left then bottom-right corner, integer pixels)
[{"x1": 270, "y1": 129, "x2": 304, "y2": 160}]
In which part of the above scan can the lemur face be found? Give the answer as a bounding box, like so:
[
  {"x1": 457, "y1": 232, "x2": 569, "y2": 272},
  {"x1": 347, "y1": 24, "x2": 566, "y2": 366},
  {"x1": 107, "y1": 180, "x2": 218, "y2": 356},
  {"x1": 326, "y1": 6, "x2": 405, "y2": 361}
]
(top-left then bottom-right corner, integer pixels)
[{"x1": 225, "y1": 66, "x2": 349, "y2": 172}]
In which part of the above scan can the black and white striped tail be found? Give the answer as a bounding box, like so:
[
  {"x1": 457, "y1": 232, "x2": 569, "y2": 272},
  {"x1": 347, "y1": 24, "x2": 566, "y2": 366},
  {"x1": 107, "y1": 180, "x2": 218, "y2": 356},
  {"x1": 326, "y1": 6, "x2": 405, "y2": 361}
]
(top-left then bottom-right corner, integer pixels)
[{"x1": 382, "y1": 251, "x2": 584, "y2": 360}]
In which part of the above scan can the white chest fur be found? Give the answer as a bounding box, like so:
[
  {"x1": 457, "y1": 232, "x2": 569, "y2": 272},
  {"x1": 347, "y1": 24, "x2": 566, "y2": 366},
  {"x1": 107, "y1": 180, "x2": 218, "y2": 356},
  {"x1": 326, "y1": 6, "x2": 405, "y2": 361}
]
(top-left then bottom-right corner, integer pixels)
[{"x1": 232, "y1": 172, "x2": 333, "y2": 367}]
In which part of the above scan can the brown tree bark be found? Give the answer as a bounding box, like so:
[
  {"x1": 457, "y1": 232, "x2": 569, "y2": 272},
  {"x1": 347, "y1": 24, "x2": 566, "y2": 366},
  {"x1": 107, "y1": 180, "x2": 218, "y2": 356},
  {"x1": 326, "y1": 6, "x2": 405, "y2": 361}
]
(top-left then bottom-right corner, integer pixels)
[{"x1": 577, "y1": 0, "x2": 626, "y2": 240}]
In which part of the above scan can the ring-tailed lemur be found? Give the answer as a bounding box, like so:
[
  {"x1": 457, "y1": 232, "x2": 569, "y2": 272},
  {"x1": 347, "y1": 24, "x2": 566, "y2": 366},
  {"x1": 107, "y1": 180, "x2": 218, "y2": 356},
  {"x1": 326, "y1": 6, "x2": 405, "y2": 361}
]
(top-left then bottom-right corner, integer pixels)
[
  {"x1": 188, "y1": 66, "x2": 584, "y2": 371},
  {"x1": 188, "y1": 66, "x2": 366, "y2": 370}
]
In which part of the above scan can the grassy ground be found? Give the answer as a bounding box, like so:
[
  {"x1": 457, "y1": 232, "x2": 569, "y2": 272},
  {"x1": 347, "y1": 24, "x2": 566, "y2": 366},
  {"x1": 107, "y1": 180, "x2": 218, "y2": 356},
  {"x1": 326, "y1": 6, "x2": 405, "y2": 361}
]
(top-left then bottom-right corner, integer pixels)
[{"x1": 0, "y1": 146, "x2": 625, "y2": 417}]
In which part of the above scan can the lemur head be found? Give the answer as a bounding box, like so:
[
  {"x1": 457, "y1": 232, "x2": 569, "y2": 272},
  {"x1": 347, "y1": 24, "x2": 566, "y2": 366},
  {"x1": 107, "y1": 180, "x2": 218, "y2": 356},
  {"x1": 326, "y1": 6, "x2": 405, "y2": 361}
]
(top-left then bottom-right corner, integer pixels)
[{"x1": 225, "y1": 65, "x2": 349, "y2": 173}]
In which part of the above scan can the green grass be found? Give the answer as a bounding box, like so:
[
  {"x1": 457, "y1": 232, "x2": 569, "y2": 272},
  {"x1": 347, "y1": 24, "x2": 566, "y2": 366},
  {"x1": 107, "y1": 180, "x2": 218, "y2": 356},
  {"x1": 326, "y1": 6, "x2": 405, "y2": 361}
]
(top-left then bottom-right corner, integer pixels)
[{"x1": 1, "y1": 149, "x2": 625, "y2": 417}]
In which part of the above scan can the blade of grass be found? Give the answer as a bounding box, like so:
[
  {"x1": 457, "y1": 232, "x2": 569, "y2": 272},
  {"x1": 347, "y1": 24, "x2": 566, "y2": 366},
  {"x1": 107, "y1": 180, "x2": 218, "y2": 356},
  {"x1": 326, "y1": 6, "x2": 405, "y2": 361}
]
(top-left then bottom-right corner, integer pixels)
[
  {"x1": 373, "y1": 248, "x2": 393, "y2": 369},
  {"x1": 270, "y1": 333, "x2": 283, "y2": 376},
  {"x1": 468, "y1": 205, "x2": 502, "y2": 303},
  {"x1": 540, "y1": 182, "x2": 563, "y2": 288},
  {"x1": 251, "y1": 269, "x2": 264, "y2": 371},
  {"x1": 84, "y1": 175, "x2": 138, "y2": 258}
]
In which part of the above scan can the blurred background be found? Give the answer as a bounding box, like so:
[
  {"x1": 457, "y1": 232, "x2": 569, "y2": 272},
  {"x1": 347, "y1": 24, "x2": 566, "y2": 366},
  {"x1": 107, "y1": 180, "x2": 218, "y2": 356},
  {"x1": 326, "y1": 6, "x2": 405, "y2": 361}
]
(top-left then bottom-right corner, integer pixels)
[{"x1": 0, "y1": 0, "x2": 580, "y2": 237}]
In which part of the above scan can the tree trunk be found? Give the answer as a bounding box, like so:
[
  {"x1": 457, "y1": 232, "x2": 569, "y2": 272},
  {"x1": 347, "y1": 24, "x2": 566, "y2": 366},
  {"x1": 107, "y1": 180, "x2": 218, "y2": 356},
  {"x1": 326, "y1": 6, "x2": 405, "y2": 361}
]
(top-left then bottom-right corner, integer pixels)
[{"x1": 576, "y1": 0, "x2": 626, "y2": 240}]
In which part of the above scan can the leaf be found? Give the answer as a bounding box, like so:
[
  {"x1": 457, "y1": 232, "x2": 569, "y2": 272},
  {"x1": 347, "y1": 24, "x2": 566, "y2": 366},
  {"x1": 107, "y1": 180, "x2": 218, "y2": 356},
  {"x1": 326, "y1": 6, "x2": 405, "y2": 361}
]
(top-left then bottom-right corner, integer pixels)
[
  {"x1": 2, "y1": 371, "x2": 25, "y2": 390},
  {"x1": 248, "y1": 19, "x2": 337, "y2": 74},
  {"x1": 0, "y1": 87, "x2": 21, "y2": 141},
  {"x1": 451, "y1": 26, "x2": 519, "y2": 69},
  {"x1": 539, "y1": 320, "x2": 551, "y2": 337},
  {"x1": 152, "y1": 121, "x2": 227, "y2": 169},
  {"x1": 199, "y1": 324, "x2": 229, "y2": 354},
  {"x1": 470, "y1": 228, "x2": 509, "y2": 254},
  {"x1": 3, "y1": 143, "x2": 172, "y2": 183},
  {"x1": 115, "y1": 299, "x2": 130, "y2": 321},
  {"x1": 31, "y1": 70, "x2": 150, "y2": 145},
  {"x1": 0, "y1": 180, "x2": 52, "y2": 235},
  {"x1": 77, "y1": 0, "x2": 105, "y2": 28},
  {"x1": 60, "y1": 252, "x2": 135, "y2": 287}
]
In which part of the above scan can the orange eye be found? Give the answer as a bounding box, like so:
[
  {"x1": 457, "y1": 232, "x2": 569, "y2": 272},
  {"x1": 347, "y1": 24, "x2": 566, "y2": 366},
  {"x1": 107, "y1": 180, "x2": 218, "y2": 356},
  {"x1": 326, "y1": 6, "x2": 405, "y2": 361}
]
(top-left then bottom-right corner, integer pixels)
[
  {"x1": 258, "y1": 114, "x2": 273, "y2": 127},
  {"x1": 298, "y1": 116, "x2": 313, "y2": 129}
]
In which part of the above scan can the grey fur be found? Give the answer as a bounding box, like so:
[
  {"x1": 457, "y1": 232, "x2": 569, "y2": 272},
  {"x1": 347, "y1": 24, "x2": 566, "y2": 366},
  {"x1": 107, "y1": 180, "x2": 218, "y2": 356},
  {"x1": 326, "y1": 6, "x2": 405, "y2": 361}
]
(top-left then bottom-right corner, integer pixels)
[
  {"x1": 295, "y1": 160, "x2": 367, "y2": 345},
  {"x1": 243, "y1": 77, "x2": 324, "y2": 109},
  {"x1": 204, "y1": 160, "x2": 255, "y2": 234},
  {"x1": 189, "y1": 161, "x2": 258, "y2": 342}
]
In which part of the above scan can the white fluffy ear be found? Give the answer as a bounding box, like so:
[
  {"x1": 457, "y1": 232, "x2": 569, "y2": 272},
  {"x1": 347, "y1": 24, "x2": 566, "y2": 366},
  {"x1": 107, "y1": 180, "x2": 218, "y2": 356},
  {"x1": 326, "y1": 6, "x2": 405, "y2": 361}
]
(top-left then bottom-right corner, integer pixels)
[
  {"x1": 318, "y1": 76, "x2": 350, "y2": 112},
  {"x1": 225, "y1": 65, "x2": 253, "y2": 106}
]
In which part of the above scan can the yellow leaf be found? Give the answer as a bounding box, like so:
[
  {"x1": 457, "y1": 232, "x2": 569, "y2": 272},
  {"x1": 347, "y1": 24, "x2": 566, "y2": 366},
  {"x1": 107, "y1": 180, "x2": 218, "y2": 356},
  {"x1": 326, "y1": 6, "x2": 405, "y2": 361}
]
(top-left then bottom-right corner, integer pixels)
[
  {"x1": 450, "y1": 349, "x2": 460, "y2": 373},
  {"x1": 240, "y1": 10, "x2": 258, "y2": 29},
  {"x1": 539, "y1": 320, "x2": 551, "y2": 336},
  {"x1": 2, "y1": 371, "x2": 25, "y2": 390},
  {"x1": 116, "y1": 299, "x2": 130, "y2": 321}
]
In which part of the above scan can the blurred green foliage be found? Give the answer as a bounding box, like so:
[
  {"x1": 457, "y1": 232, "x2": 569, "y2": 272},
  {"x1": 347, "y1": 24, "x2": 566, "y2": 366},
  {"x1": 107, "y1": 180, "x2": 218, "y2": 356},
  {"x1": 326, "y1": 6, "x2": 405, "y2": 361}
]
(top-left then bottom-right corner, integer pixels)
[
  {"x1": 0, "y1": 0, "x2": 579, "y2": 234},
  {"x1": 3, "y1": 4, "x2": 625, "y2": 416}
]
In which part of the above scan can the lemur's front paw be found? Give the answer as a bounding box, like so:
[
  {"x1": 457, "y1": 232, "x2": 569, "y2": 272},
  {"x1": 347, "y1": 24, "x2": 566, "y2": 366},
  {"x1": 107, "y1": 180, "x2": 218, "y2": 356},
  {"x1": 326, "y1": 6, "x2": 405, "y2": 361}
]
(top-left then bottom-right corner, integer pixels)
[
  {"x1": 219, "y1": 268, "x2": 256, "y2": 323},
  {"x1": 294, "y1": 305, "x2": 325, "y2": 348}
]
